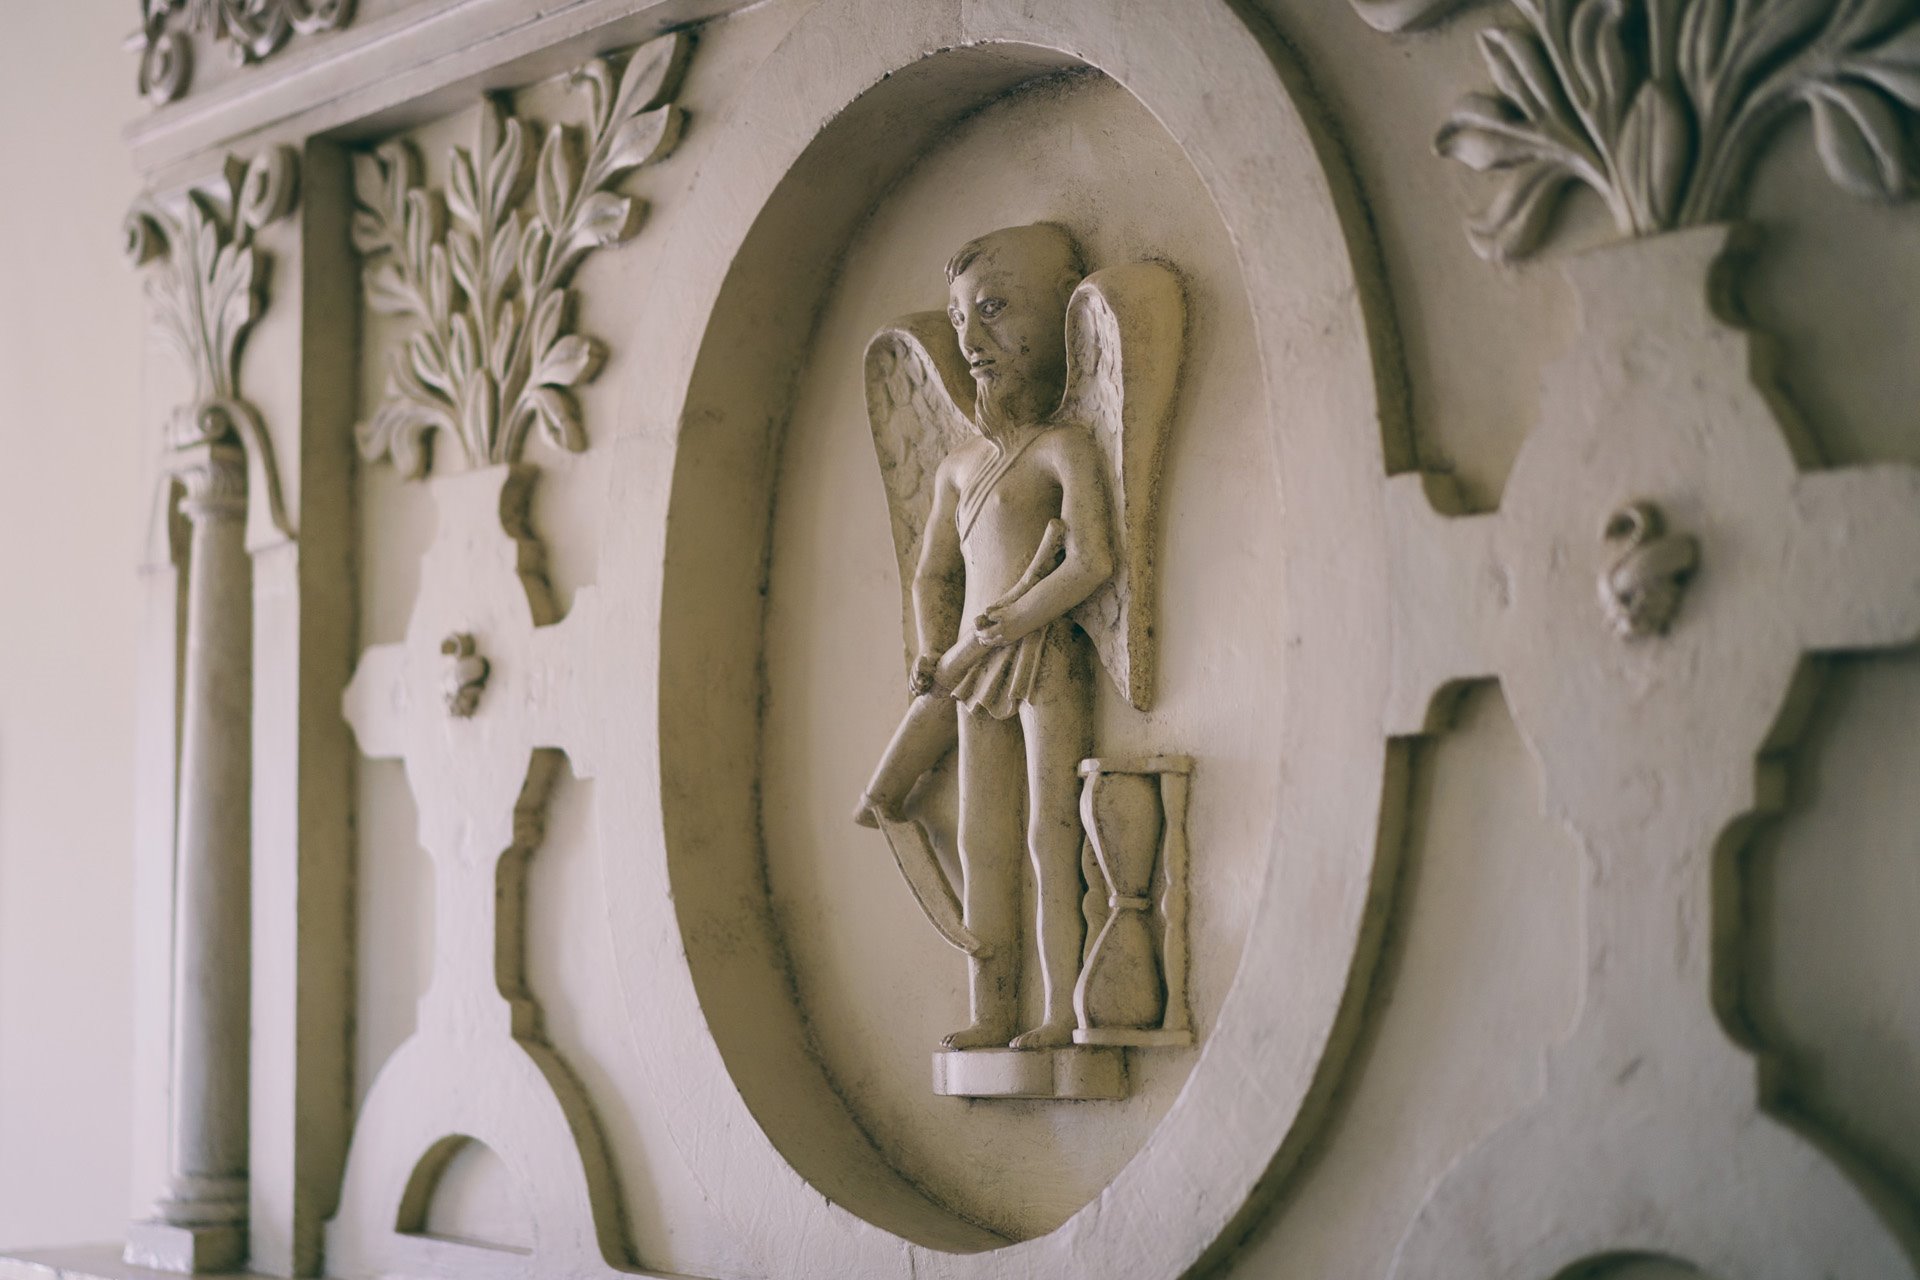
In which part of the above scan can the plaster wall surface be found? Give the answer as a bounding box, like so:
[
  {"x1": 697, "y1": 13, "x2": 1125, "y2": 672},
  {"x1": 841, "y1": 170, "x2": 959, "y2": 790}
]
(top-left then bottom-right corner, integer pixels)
[{"x1": 0, "y1": 0, "x2": 146, "y2": 1249}]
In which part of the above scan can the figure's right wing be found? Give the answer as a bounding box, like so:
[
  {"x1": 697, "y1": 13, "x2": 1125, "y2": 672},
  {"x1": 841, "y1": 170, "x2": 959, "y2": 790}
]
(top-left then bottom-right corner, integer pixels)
[{"x1": 865, "y1": 313, "x2": 976, "y2": 673}]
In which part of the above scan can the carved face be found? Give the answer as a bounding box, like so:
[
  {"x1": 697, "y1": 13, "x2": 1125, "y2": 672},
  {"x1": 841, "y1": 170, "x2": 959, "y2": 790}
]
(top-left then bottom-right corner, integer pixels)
[{"x1": 947, "y1": 233, "x2": 1073, "y2": 419}]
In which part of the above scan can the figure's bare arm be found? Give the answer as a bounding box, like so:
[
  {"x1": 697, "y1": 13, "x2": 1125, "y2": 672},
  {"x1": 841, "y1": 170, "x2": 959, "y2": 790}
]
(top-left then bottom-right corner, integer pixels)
[
  {"x1": 979, "y1": 429, "x2": 1115, "y2": 646},
  {"x1": 911, "y1": 455, "x2": 967, "y2": 690}
]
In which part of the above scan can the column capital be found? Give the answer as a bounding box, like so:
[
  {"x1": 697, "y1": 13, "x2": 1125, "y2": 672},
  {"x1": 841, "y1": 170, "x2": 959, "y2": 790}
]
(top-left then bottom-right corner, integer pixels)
[{"x1": 171, "y1": 441, "x2": 249, "y2": 524}]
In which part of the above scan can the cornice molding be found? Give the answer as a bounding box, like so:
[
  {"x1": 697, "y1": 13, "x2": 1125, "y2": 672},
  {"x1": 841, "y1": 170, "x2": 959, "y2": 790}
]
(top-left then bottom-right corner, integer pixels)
[
  {"x1": 132, "y1": 0, "x2": 356, "y2": 109},
  {"x1": 125, "y1": 0, "x2": 751, "y2": 185}
]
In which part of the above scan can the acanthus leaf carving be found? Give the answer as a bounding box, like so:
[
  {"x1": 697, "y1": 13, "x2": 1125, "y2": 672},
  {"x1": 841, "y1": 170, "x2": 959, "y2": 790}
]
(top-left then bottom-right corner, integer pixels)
[
  {"x1": 350, "y1": 33, "x2": 690, "y2": 480},
  {"x1": 133, "y1": 0, "x2": 355, "y2": 107},
  {"x1": 125, "y1": 146, "x2": 298, "y2": 550},
  {"x1": 1398, "y1": 0, "x2": 1920, "y2": 260}
]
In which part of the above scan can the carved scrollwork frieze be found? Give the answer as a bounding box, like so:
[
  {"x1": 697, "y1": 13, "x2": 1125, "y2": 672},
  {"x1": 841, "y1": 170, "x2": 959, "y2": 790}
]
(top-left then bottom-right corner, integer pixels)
[
  {"x1": 1354, "y1": 0, "x2": 1920, "y2": 260},
  {"x1": 125, "y1": 146, "x2": 298, "y2": 550},
  {"x1": 349, "y1": 34, "x2": 691, "y2": 480},
  {"x1": 133, "y1": 0, "x2": 355, "y2": 108}
]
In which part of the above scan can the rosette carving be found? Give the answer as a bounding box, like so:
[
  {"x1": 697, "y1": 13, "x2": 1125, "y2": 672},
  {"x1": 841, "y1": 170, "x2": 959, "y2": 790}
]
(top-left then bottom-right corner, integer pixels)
[
  {"x1": 349, "y1": 34, "x2": 690, "y2": 479},
  {"x1": 133, "y1": 0, "x2": 354, "y2": 107},
  {"x1": 1360, "y1": 0, "x2": 1920, "y2": 260}
]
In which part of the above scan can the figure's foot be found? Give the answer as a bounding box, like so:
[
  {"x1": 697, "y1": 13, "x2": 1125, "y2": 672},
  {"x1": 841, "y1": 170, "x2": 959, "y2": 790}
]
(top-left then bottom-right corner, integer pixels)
[
  {"x1": 941, "y1": 1022, "x2": 1013, "y2": 1050},
  {"x1": 1009, "y1": 1019, "x2": 1075, "y2": 1051}
]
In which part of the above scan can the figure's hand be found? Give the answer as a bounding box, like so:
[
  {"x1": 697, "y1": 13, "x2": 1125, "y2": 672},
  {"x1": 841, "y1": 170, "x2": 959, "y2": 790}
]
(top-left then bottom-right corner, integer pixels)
[
  {"x1": 910, "y1": 653, "x2": 939, "y2": 696},
  {"x1": 974, "y1": 605, "x2": 1012, "y2": 648}
]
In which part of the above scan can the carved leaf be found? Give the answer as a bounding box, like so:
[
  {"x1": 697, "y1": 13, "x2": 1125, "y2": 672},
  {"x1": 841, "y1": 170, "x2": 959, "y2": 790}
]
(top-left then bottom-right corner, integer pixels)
[
  {"x1": 519, "y1": 220, "x2": 551, "y2": 288},
  {"x1": 1852, "y1": 23, "x2": 1920, "y2": 109},
  {"x1": 1617, "y1": 82, "x2": 1693, "y2": 229},
  {"x1": 574, "y1": 192, "x2": 638, "y2": 248},
  {"x1": 614, "y1": 35, "x2": 685, "y2": 116},
  {"x1": 1806, "y1": 80, "x2": 1909, "y2": 198},
  {"x1": 489, "y1": 211, "x2": 521, "y2": 297},
  {"x1": 526, "y1": 386, "x2": 586, "y2": 452},
  {"x1": 531, "y1": 334, "x2": 602, "y2": 389},
  {"x1": 1468, "y1": 160, "x2": 1577, "y2": 260},
  {"x1": 1348, "y1": 0, "x2": 1489, "y2": 32},
  {"x1": 349, "y1": 208, "x2": 387, "y2": 257},
  {"x1": 529, "y1": 288, "x2": 567, "y2": 360},
  {"x1": 1479, "y1": 25, "x2": 1566, "y2": 125},
  {"x1": 407, "y1": 330, "x2": 451, "y2": 396},
  {"x1": 1677, "y1": 0, "x2": 1733, "y2": 95},
  {"x1": 206, "y1": 242, "x2": 258, "y2": 395},
  {"x1": 574, "y1": 60, "x2": 616, "y2": 132},
  {"x1": 426, "y1": 243, "x2": 453, "y2": 323},
  {"x1": 461, "y1": 371, "x2": 499, "y2": 460},
  {"x1": 447, "y1": 148, "x2": 480, "y2": 229},
  {"x1": 604, "y1": 106, "x2": 683, "y2": 175},
  {"x1": 404, "y1": 190, "x2": 439, "y2": 278},
  {"x1": 1740, "y1": 0, "x2": 1835, "y2": 77},
  {"x1": 359, "y1": 392, "x2": 446, "y2": 480},
  {"x1": 446, "y1": 228, "x2": 482, "y2": 306},
  {"x1": 491, "y1": 298, "x2": 519, "y2": 376},
  {"x1": 536, "y1": 124, "x2": 577, "y2": 232},
  {"x1": 1837, "y1": 0, "x2": 1917, "y2": 42},
  {"x1": 485, "y1": 109, "x2": 530, "y2": 219},
  {"x1": 365, "y1": 261, "x2": 415, "y2": 316},
  {"x1": 1436, "y1": 93, "x2": 1562, "y2": 170},
  {"x1": 448, "y1": 312, "x2": 477, "y2": 386}
]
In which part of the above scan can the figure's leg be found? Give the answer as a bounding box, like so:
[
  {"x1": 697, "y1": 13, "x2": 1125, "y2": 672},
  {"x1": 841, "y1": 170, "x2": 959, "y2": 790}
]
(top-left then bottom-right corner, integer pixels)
[
  {"x1": 853, "y1": 692, "x2": 958, "y2": 826},
  {"x1": 945, "y1": 707, "x2": 1023, "y2": 1049},
  {"x1": 1009, "y1": 654, "x2": 1092, "y2": 1050}
]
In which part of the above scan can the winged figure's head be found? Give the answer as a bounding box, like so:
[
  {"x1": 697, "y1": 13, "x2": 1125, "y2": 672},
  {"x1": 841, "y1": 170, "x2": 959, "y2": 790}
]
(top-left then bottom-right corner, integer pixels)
[{"x1": 945, "y1": 223, "x2": 1085, "y2": 437}]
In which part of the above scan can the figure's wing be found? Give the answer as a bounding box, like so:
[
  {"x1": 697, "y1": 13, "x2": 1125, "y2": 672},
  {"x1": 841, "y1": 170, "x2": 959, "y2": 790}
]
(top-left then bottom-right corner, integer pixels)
[
  {"x1": 1061, "y1": 263, "x2": 1186, "y2": 711},
  {"x1": 865, "y1": 313, "x2": 976, "y2": 672}
]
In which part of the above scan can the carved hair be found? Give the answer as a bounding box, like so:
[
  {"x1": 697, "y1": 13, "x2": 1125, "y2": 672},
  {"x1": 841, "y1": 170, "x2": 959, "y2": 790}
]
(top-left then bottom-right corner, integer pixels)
[{"x1": 945, "y1": 223, "x2": 1085, "y2": 306}]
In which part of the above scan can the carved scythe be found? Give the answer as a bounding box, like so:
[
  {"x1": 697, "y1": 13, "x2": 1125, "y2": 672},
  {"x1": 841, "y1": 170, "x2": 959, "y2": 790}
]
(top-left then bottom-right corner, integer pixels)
[{"x1": 857, "y1": 519, "x2": 1070, "y2": 958}]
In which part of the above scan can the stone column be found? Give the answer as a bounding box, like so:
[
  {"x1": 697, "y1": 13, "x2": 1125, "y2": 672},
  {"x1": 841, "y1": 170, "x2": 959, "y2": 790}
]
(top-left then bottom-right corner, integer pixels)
[{"x1": 127, "y1": 442, "x2": 254, "y2": 1275}]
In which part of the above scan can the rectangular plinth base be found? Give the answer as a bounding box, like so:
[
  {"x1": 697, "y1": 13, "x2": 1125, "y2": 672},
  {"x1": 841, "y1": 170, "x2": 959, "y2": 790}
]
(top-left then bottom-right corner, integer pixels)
[
  {"x1": 122, "y1": 1222, "x2": 245, "y2": 1275},
  {"x1": 1074, "y1": 1025, "x2": 1194, "y2": 1048},
  {"x1": 932, "y1": 1046, "x2": 1126, "y2": 1099},
  {"x1": 0, "y1": 1246, "x2": 275, "y2": 1280}
]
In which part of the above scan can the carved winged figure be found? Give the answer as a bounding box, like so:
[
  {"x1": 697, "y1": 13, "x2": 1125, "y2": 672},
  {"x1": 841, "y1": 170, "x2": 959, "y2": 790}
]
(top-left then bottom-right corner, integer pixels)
[{"x1": 853, "y1": 224, "x2": 1183, "y2": 1051}]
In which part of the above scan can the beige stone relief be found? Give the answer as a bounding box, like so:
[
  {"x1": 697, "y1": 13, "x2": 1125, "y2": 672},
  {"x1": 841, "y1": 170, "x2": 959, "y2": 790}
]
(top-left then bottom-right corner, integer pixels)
[
  {"x1": 1352, "y1": 0, "x2": 1920, "y2": 1274},
  {"x1": 133, "y1": 0, "x2": 355, "y2": 107},
  {"x1": 73, "y1": 0, "x2": 1920, "y2": 1277},
  {"x1": 329, "y1": 34, "x2": 690, "y2": 1278},
  {"x1": 854, "y1": 229, "x2": 1189, "y2": 1097},
  {"x1": 1360, "y1": 0, "x2": 1920, "y2": 259},
  {"x1": 349, "y1": 36, "x2": 689, "y2": 478},
  {"x1": 121, "y1": 145, "x2": 303, "y2": 1274}
]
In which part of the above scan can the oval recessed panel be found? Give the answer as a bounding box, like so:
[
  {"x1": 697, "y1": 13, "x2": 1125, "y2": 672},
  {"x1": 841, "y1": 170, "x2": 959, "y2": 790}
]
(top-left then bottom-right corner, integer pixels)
[
  {"x1": 613, "y1": 0, "x2": 1398, "y2": 1272},
  {"x1": 759, "y1": 68, "x2": 1271, "y2": 1240}
]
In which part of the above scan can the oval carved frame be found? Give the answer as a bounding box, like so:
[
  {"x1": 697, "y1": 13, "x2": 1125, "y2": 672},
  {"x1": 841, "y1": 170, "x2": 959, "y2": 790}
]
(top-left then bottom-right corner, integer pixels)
[{"x1": 591, "y1": 0, "x2": 1407, "y2": 1272}]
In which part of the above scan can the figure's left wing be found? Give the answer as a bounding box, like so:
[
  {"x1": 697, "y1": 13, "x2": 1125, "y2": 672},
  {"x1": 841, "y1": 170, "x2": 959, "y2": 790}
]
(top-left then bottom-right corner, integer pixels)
[
  {"x1": 865, "y1": 313, "x2": 976, "y2": 673},
  {"x1": 1060, "y1": 262, "x2": 1186, "y2": 711}
]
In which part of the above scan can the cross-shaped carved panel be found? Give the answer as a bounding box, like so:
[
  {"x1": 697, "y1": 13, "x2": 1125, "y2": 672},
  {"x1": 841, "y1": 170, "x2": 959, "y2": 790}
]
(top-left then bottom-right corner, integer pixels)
[
  {"x1": 1387, "y1": 226, "x2": 1920, "y2": 1278},
  {"x1": 325, "y1": 463, "x2": 633, "y2": 1277}
]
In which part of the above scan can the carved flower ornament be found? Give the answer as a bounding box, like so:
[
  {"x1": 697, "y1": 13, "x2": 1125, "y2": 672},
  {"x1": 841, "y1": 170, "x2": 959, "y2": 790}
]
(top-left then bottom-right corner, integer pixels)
[{"x1": 1357, "y1": 0, "x2": 1920, "y2": 260}]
